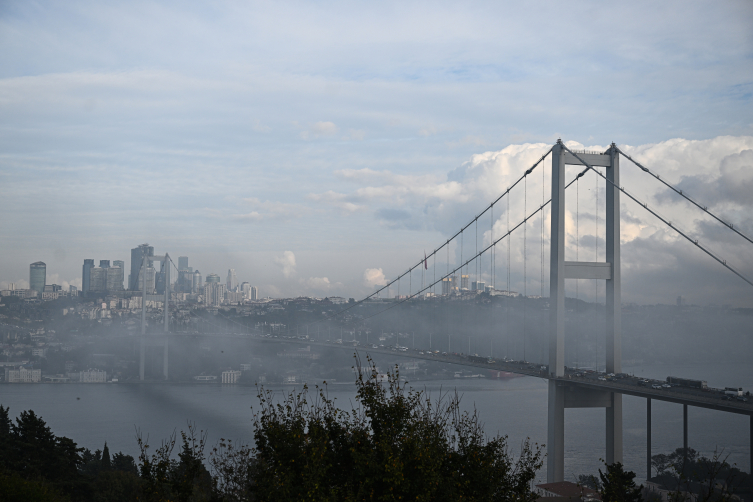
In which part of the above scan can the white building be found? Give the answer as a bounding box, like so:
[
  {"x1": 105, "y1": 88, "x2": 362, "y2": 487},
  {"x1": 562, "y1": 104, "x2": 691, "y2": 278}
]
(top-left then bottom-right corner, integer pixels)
[
  {"x1": 31, "y1": 347, "x2": 47, "y2": 357},
  {"x1": 221, "y1": 370, "x2": 242, "y2": 384},
  {"x1": 80, "y1": 369, "x2": 107, "y2": 383},
  {"x1": 4, "y1": 366, "x2": 42, "y2": 383}
]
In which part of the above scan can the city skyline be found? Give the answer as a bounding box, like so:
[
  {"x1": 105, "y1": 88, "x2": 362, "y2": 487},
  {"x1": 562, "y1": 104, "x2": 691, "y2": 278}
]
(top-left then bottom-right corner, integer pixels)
[{"x1": 1, "y1": 2, "x2": 752, "y2": 305}]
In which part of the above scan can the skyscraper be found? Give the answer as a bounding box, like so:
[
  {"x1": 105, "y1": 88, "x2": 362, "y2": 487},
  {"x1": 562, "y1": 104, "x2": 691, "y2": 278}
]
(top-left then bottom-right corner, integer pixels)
[
  {"x1": 82, "y1": 259, "x2": 94, "y2": 295},
  {"x1": 100, "y1": 260, "x2": 110, "y2": 268},
  {"x1": 178, "y1": 256, "x2": 189, "y2": 271},
  {"x1": 240, "y1": 282, "x2": 250, "y2": 297},
  {"x1": 205, "y1": 273, "x2": 220, "y2": 284},
  {"x1": 193, "y1": 270, "x2": 202, "y2": 293},
  {"x1": 227, "y1": 269, "x2": 238, "y2": 292},
  {"x1": 90, "y1": 267, "x2": 106, "y2": 291},
  {"x1": 29, "y1": 262, "x2": 46, "y2": 294},
  {"x1": 250, "y1": 286, "x2": 258, "y2": 301},
  {"x1": 112, "y1": 260, "x2": 125, "y2": 290},
  {"x1": 106, "y1": 266, "x2": 124, "y2": 291},
  {"x1": 129, "y1": 244, "x2": 154, "y2": 290}
]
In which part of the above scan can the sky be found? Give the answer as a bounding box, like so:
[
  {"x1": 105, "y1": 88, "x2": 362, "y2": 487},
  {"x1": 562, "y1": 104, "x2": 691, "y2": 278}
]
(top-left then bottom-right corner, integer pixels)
[{"x1": 1, "y1": 0, "x2": 752, "y2": 305}]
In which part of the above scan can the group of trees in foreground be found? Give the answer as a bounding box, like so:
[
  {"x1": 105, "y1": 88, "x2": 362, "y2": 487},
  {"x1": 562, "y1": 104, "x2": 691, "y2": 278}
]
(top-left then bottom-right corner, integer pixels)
[{"x1": 0, "y1": 355, "x2": 692, "y2": 501}]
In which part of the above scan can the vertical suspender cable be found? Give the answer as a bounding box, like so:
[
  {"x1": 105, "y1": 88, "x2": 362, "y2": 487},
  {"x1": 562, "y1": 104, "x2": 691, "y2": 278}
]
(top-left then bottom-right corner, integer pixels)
[
  {"x1": 576, "y1": 177, "x2": 580, "y2": 369},
  {"x1": 523, "y1": 175, "x2": 527, "y2": 362},
  {"x1": 595, "y1": 169, "x2": 599, "y2": 372},
  {"x1": 507, "y1": 189, "x2": 510, "y2": 358}
]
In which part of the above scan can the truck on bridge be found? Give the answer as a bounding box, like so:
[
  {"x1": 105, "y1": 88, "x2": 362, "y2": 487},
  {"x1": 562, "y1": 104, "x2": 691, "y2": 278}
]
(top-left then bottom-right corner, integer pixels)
[{"x1": 667, "y1": 376, "x2": 707, "y2": 390}]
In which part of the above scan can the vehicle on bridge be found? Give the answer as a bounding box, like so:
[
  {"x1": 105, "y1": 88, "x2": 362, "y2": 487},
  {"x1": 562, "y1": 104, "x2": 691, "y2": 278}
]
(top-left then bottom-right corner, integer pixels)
[{"x1": 667, "y1": 376, "x2": 708, "y2": 390}]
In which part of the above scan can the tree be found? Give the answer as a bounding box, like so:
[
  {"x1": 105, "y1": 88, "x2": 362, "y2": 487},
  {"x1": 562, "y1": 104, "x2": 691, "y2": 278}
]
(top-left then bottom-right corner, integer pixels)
[
  {"x1": 225, "y1": 354, "x2": 544, "y2": 502},
  {"x1": 102, "y1": 442, "x2": 111, "y2": 471},
  {"x1": 577, "y1": 473, "x2": 602, "y2": 491},
  {"x1": 599, "y1": 462, "x2": 643, "y2": 502}
]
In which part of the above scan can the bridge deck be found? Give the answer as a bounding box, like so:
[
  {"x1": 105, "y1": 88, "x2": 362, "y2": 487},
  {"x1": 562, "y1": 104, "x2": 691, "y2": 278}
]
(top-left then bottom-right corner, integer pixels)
[{"x1": 128, "y1": 332, "x2": 753, "y2": 416}]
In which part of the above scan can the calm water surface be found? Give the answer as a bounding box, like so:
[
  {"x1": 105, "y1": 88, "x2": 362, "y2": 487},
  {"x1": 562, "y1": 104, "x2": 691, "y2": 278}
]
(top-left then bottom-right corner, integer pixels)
[{"x1": 1, "y1": 362, "x2": 750, "y2": 482}]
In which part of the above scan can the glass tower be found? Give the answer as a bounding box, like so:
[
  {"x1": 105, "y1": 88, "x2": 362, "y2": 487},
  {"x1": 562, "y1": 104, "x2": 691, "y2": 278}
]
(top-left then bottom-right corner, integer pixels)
[{"x1": 29, "y1": 261, "x2": 46, "y2": 295}]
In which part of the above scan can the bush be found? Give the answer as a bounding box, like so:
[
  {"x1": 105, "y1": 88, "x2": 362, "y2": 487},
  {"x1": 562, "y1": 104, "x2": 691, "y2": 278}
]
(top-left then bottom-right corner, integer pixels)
[{"x1": 211, "y1": 355, "x2": 543, "y2": 501}]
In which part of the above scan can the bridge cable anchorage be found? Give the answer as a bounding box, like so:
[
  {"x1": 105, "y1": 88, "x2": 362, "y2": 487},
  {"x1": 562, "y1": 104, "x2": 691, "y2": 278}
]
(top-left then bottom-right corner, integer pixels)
[
  {"x1": 562, "y1": 145, "x2": 753, "y2": 289},
  {"x1": 354, "y1": 166, "x2": 590, "y2": 329},
  {"x1": 616, "y1": 147, "x2": 753, "y2": 247}
]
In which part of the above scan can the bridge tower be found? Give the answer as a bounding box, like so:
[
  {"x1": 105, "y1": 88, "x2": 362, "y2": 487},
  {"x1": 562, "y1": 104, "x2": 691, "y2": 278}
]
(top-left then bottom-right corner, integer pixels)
[
  {"x1": 139, "y1": 252, "x2": 170, "y2": 380},
  {"x1": 548, "y1": 141, "x2": 621, "y2": 482}
]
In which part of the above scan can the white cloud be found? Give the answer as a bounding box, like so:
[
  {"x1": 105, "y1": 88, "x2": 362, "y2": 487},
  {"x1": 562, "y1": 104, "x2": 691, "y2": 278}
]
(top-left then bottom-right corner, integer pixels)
[
  {"x1": 300, "y1": 121, "x2": 338, "y2": 140},
  {"x1": 0, "y1": 279, "x2": 29, "y2": 290},
  {"x1": 274, "y1": 251, "x2": 296, "y2": 278},
  {"x1": 363, "y1": 268, "x2": 387, "y2": 287}
]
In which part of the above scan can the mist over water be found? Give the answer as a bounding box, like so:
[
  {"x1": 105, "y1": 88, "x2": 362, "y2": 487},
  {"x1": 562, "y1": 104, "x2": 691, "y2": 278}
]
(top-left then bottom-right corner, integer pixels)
[{"x1": 2, "y1": 360, "x2": 749, "y2": 482}]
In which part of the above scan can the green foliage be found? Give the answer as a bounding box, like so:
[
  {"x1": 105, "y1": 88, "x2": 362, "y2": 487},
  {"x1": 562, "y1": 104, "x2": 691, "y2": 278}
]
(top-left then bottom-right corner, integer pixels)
[
  {"x1": 136, "y1": 423, "x2": 214, "y2": 501},
  {"x1": 237, "y1": 355, "x2": 543, "y2": 501},
  {"x1": 599, "y1": 462, "x2": 643, "y2": 502},
  {"x1": 0, "y1": 470, "x2": 69, "y2": 502},
  {"x1": 577, "y1": 473, "x2": 602, "y2": 491}
]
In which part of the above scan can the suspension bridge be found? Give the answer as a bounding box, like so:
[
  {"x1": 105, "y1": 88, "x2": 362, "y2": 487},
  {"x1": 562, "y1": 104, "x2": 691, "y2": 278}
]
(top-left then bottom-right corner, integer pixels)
[{"x1": 136, "y1": 140, "x2": 753, "y2": 482}]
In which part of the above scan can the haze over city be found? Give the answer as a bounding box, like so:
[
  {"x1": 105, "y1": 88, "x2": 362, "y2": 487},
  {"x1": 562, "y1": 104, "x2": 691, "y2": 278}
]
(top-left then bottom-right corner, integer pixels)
[{"x1": 1, "y1": 2, "x2": 753, "y2": 499}]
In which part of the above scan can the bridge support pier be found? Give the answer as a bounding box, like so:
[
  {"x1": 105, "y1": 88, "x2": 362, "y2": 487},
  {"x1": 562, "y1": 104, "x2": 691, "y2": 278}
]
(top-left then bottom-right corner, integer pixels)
[
  {"x1": 683, "y1": 404, "x2": 688, "y2": 461},
  {"x1": 647, "y1": 398, "x2": 652, "y2": 481},
  {"x1": 607, "y1": 393, "x2": 623, "y2": 465},
  {"x1": 547, "y1": 382, "x2": 565, "y2": 482}
]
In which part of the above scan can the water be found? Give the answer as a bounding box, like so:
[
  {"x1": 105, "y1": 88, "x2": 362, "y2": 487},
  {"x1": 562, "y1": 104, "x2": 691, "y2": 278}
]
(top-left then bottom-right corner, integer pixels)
[{"x1": 1, "y1": 362, "x2": 750, "y2": 482}]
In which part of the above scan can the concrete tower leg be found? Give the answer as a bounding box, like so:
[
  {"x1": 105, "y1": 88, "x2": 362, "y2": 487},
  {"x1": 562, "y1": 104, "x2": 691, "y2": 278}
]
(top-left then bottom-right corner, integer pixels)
[
  {"x1": 547, "y1": 142, "x2": 566, "y2": 482},
  {"x1": 548, "y1": 381, "x2": 565, "y2": 482},
  {"x1": 605, "y1": 144, "x2": 623, "y2": 464}
]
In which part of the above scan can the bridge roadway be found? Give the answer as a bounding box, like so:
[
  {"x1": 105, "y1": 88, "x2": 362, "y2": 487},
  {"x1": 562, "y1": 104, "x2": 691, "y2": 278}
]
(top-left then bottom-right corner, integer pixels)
[{"x1": 136, "y1": 331, "x2": 753, "y2": 416}]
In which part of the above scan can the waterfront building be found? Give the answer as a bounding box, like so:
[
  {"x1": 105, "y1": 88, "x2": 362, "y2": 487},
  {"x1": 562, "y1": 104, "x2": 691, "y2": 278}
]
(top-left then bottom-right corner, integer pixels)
[
  {"x1": 80, "y1": 369, "x2": 107, "y2": 383},
  {"x1": 29, "y1": 261, "x2": 46, "y2": 296},
  {"x1": 5, "y1": 366, "x2": 42, "y2": 383},
  {"x1": 471, "y1": 280, "x2": 486, "y2": 291},
  {"x1": 460, "y1": 274, "x2": 470, "y2": 290},
  {"x1": 221, "y1": 370, "x2": 242, "y2": 384}
]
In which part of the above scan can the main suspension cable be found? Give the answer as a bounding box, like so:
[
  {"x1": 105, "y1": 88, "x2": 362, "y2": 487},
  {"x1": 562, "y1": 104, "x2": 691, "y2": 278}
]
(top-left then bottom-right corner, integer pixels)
[{"x1": 616, "y1": 147, "x2": 753, "y2": 246}]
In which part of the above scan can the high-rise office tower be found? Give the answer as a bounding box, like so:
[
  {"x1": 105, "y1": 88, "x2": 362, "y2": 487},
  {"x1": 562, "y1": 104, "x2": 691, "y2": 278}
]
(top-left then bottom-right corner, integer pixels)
[
  {"x1": 203, "y1": 282, "x2": 226, "y2": 307},
  {"x1": 100, "y1": 260, "x2": 110, "y2": 268},
  {"x1": 250, "y1": 286, "x2": 258, "y2": 301},
  {"x1": 441, "y1": 277, "x2": 453, "y2": 296},
  {"x1": 205, "y1": 273, "x2": 220, "y2": 284},
  {"x1": 90, "y1": 267, "x2": 106, "y2": 291},
  {"x1": 137, "y1": 266, "x2": 156, "y2": 293},
  {"x1": 460, "y1": 275, "x2": 470, "y2": 290},
  {"x1": 106, "y1": 266, "x2": 123, "y2": 291},
  {"x1": 155, "y1": 260, "x2": 168, "y2": 294},
  {"x1": 240, "y1": 282, "x2": 250, "y2": 297},
  {"x1": 178, "y1": 256, "x2": 189, "y2": 271},
  {"x1": 227, "y1": 269, "x2": 238, "y2": 292},
  {"x1": 82, "y1": 259, "x2": 94, "y2": 295},
  {"x1": 193, "y1": 270, "x2": 202, "y2": 293},
  {"x1": 112, "y1": 260, "x2": 125, "y2": 290},
  {"x1": 29, "y1": 262, "x2": 46, "y2": 295},
  {"x1": 129, "y1": 244, "x2": 154, "y2": 290}
]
